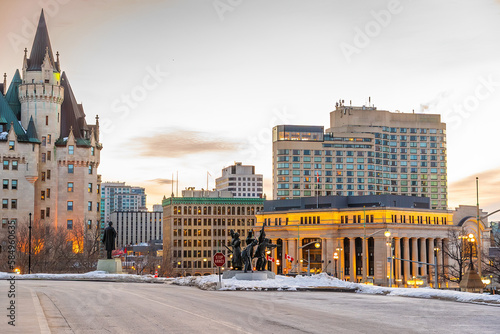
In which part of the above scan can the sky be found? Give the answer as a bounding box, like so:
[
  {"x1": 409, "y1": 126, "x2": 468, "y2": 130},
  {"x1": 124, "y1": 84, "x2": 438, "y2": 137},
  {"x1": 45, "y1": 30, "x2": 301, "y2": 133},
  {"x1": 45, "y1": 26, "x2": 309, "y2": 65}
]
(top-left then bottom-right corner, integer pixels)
[{"x1": 1, "y1": 0, "x2": 499, "y2": 219}]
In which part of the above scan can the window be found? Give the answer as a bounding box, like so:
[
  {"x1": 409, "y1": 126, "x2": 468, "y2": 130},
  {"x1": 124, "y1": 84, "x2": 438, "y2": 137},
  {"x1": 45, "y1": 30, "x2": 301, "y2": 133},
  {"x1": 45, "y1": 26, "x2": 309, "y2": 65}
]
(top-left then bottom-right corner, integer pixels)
[
  {"x1": 12, "y1": 161, "x2": 17, "y2": 170},
  {"x1": 41, "y1": 191, "x2": 45, "y2": 200},
  {"x1": 88, "y1": 165, "x2": 93, "y2": 174},
  {"x1": 69, "y1": 145, "x2": 74, "y2": 155},
  {"x1": 88, "y1": 201, "x2": 92, "y2": 211},
  {"x1": 96, "y1": 184, "x2": 100, "y2": 194},
  {"x1": 2, "y1": 180, "x2": 8, "y2": 189},
  {"x1": 2, "y1": 219, "x2": 7, "y2": 228},
  {"x1": 47, "y1": 151, "x2": 51, "y2": 161},
  {"x1": 68, "y1": 164, "x2": 74, "y2": 173},
  {"x1": 88, "y1": 183, "x2": 92, "y2": 193},
  {"x1": 42, "y1": 153, "x2": 46, "y2": 163},
  {"x1": 91, "y1": 147, "x2": 95, "y2": 156},
  {"x1": 48, "y1": 134, "x2": 51, "y2": 144},
  {"x1": 3, "y1": 161, "x2": 9, "y2": 170},
  {"x1": 1, "y1": 199, "x2": 8, "y2": 209},
  {"x1": 42, "y1": 172, "x2": 46, "y2": 181},
  {"x1": 47, "y1": 170, "x2": 51, "y2": 179},
  {"x1": 41, "y1": 210, "x2": 45, "y2": 219},
  {"x1": 11, "y1": 199, "x2": 17, "y2": 209},
  {"x1": 67, "y1": 220, "x2": 73, "y2": 230},
  {"x1": 9, "y1": 141, "x2": 15, "y2": 150},
  {"x1": 46, "y1": 207, "x2": 50, "y2": 217},
  {"x1": 42, "y1": 137, "x2": 46, "y2": 146},
  {"x1": 67, "y1": 182, "x2": 74, "y2": 192},
  {"x1": 11, "y1": 180, "x2": 17, "y2": 190},
  {"x1": 46, "y1": 116, "x2": 49, "y2": 126},
  {"x1": 67, "y1": 201, "x2": 73, "y2": 211},
  {"x1": 46, "y1": 189, "x2": 50, "y2": 198},
  {"x1": 87, "y1": 220, "x2": 92, "y2": 230}
]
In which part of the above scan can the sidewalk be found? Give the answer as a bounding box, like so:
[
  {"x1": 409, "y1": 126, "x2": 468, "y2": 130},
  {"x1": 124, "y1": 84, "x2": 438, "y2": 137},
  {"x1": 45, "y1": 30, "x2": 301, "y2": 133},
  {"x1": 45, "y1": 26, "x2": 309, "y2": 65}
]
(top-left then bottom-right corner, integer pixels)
[{"x1": 0, "y1": 279, "x2": 50, "y2": 334}]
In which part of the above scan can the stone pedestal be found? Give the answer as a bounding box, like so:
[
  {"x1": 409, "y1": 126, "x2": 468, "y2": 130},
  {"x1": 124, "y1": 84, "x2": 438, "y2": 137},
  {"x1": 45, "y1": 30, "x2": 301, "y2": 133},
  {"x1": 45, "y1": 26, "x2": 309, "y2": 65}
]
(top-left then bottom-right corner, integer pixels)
[
  {"x1": 235, "y1": 272, "x2": 269, "y2": 280},
  {"x1": 223, "y1": 270, "x2": 275, "y2": 279},
  {"x1": 97, "y1": 258, "x2": 123, "y2": 274},
  {"x1": 460, "y1": 267, "x2": 483, "y2": 293}
]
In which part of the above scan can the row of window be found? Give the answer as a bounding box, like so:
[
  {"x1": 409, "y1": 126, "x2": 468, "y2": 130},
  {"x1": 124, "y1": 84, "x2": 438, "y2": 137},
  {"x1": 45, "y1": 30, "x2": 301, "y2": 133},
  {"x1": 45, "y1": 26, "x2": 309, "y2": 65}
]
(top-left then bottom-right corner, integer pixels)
[
  {"x1": 2, "y1": 179, "x2": 18, "y2": 190},
  {"x1": 172, "y1": 206, "x2": 262, "y2": 216},
  {"x1": 66, "y1": 201, "x2": 100, "y2": 212},
  {"x1": 172, "y1": 218, "x2": 254, "y2": 227},
  {"x1": 1, "y1": 199, "x2": 17, "y2": 209},
  {"x1": 3, "y1": 160, "x2": 19, "y2": 170},
  {"x1": 1, "y1": 218, "x2": 16, "y2": 228}
]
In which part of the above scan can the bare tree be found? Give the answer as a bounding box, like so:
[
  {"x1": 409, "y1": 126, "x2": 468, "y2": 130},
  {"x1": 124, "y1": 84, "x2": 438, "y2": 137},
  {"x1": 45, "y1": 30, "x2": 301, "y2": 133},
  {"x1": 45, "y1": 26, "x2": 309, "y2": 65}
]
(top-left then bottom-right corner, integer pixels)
[
  {"x1": 485, "y1": 229, "x2": 500, "y2": 278},
  {"x1": 441, "y1": 229, "x2": 468, "y2": 284}
]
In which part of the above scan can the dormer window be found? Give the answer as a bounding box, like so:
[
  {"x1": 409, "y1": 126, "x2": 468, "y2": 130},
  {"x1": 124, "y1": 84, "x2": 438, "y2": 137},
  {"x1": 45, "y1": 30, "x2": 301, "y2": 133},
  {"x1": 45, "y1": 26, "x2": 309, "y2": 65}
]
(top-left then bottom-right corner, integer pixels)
[
  {"x1": 9, "y1": 141, "x2": 15, "y2": 151},
  {"x1": 68, "y1": 145, "x2": 74, "y2": 155}
]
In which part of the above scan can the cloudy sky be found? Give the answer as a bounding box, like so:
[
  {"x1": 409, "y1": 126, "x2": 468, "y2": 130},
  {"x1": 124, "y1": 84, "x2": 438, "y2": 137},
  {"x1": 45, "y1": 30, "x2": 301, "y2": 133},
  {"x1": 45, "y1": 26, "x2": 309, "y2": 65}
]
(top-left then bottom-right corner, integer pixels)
[{"x1": 1, "y1": 0, "x2": 499, "y2": 219}]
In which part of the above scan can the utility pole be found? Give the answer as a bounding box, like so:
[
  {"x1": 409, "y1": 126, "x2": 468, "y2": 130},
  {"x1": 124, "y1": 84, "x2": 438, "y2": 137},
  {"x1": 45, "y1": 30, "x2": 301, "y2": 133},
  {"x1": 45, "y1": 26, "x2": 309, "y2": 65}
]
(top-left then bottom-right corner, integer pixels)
[{"x1": 28, "y1": 213, "x2": 32, "y2": 274}]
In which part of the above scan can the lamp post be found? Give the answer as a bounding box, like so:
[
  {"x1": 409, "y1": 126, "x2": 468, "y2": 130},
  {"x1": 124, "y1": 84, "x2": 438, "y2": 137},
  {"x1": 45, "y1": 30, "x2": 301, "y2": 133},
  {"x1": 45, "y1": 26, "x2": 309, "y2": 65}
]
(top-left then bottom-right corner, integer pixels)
[
  {"x1": 299, "y1": 241, "x2": 321, "y2": 276},
  {"x1": 333, "y1": 252, "x2": 339, "y2": 278},
  {"x1": 433, "y1": 247, "x2": 440, "y2": 288},
  {"x1": 467, "y1": 233, "x2": 475, "y2": 270},
  {"x1": 362, "y1": 229, "x2": 390, "y2": 283},
  {"x1": 28, "y1": 213, "x2": 32, "y2": 275}
]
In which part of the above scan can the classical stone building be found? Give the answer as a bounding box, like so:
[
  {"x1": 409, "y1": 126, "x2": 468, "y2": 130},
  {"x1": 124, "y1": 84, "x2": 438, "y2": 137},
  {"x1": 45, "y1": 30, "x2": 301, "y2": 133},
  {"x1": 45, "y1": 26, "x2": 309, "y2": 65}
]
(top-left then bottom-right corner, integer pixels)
[
  {"x1": 273, "y1": 101, "x2": 447, "y2": 209},
  {"x1": 0, "y1": 10, "x2": 101, "y2": 236},
  {"x1": 162, "y1": 189, "x2": 264, "y2": 276},
  {"x1": 256, "y1": 195, "x2": 489, "y2": 287}
]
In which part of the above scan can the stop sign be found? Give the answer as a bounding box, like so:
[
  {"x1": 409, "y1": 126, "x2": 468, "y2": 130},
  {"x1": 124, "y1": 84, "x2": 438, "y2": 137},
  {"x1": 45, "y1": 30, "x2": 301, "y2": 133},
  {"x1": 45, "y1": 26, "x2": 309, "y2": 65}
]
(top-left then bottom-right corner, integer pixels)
[{"x1": 213, "y1": 252, "x2": 225, "y2": 267}]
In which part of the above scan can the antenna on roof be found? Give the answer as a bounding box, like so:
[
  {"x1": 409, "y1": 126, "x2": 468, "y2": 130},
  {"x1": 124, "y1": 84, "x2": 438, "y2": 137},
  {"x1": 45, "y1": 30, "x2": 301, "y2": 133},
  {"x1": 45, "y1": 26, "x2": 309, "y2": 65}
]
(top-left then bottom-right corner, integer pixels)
[{"x1": 369, "y1": 96, "x2": 371, "y2": 107}]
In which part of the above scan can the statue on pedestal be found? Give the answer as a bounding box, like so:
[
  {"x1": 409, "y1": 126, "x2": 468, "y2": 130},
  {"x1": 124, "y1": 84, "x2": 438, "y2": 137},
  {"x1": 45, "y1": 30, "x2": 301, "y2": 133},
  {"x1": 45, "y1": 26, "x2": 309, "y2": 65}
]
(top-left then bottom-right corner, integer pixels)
[
  {"x1": 228, "y1": 229, "x2": 242, "y2": 270},
  {"x1": 102, "y1": 222, "x2": 116, "y2": 259}
]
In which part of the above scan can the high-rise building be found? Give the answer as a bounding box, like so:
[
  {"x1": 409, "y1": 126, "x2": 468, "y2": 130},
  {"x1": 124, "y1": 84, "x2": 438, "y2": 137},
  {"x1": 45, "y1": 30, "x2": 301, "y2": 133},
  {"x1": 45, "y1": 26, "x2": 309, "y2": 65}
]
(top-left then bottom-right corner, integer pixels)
[
  {"x1": 1, "y1": 10, "x2": 101, "y2": 232},
  {"x1": 111, "y1": 205, "x2": 163, "y2": 248},
  {"x1": 101, "y1": 182, "x2": 147, "y2": 223},
  {"x1": 162, "y1": 189, "x2": 264, "y2": 276},
  {"x1": 215, "y1": 162, "x2": 263, "y2": 198},
  {"x1": 273, "y1": 102, "x2": 447, "y2": 209}
]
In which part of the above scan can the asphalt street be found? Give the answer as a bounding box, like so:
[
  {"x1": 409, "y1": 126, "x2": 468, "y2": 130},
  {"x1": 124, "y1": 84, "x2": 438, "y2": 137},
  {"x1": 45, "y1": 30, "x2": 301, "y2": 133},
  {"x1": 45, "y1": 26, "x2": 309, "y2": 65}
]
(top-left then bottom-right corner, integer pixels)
[{"x1": 1, "y1": 280, "x2": 499, "y2": 333}]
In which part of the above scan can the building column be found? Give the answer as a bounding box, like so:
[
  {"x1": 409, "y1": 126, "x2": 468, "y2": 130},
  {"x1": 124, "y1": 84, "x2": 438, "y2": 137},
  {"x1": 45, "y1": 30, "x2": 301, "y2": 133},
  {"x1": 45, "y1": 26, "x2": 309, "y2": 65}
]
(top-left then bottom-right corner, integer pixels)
[
  {"x1": 350, "y1": 237, "x2": 356, "y2": 282},
  {"x1": 393, "y1": 237, "x2": 401, "y2": 285},
  {"x1": 411, "y1": 237, "x2": 419, "y2": 278},
  {"x1": 373, "y1": 237, "x2": 388, "y2": 285},
  {"x1": 403, "y1": 237, "x2": 410, "y2": 285},
  {"x1": 336, "y1": 237, "x2": 344, "y2": 280},
  {"x1": 435, "y1": 238, "x2": 442, "y2": 288},
  {"x1": 442, "y1": 238, "x2": 449, "y2": 283},
  {"x1": 420, "y1": 238, "x2": 427, "y2": 278},
  {"x1": 427, "y1": 238, "x2": 436, "y2": 287}
]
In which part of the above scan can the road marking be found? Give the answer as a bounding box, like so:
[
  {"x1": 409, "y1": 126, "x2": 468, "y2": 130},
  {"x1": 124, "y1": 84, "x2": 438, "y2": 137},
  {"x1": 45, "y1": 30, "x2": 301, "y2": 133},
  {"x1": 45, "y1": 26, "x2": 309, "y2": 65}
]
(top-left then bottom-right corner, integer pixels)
[
  {"x1": 31, "y1": 289, "x2": 51, "y2": 334},
  {"x1": 123, "y1": 290, "x2": 253, "y2": 333}
]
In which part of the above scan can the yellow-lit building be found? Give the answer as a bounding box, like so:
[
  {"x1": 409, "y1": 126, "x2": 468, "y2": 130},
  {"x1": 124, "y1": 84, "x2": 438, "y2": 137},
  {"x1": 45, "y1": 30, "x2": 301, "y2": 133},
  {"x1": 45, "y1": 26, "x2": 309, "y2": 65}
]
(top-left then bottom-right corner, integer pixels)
[{"x1": 256, "y1": 195, "x2": 489, "y2": 287}]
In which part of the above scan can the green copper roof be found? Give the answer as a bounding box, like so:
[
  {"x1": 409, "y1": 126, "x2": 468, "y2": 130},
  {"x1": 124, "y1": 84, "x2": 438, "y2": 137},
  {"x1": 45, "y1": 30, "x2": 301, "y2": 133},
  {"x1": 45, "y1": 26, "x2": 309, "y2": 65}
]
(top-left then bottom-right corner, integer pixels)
[
  {"x1": 0, "y1": 92, "x2": 28, "y2": 141},
  {"x1": 26, "y1": 116, "x2": 41, "y2": 143},
  {"x1": 162, "y1": 197, "x2": 264, "y2": 207},
  {"x1": 5, "y1": 70, "x2": 22, "y2": 119}
]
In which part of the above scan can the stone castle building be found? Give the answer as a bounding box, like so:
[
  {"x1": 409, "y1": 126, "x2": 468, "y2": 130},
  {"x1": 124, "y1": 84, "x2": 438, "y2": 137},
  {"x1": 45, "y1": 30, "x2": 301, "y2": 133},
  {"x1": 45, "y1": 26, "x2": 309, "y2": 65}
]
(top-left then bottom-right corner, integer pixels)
[{"x1": 1, "y1": 10, "x2": 101, "y2": 234}]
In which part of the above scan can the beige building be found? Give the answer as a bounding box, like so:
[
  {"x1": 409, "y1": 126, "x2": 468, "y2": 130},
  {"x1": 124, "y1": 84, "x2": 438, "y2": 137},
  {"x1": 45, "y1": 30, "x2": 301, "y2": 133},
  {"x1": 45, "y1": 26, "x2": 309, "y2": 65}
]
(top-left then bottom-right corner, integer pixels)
[
  {"x1": 1, "y1": 10, "x2": 101, "y2": 237},
  {"x1": 256, "y1": 195, "x2": 490, "y2": 287},
  {"x1": 111, "y1": 207, "x2": 163, "y2": 248},
  {"x1": 215, "y1": 162, "x2": 263, "y2": 198},
  {"x1": 162, "y1": 189, "x2": 264, "y2": 276},
  {"x1": 273, "y1": 102, "x2": 447, "y2": 209}
]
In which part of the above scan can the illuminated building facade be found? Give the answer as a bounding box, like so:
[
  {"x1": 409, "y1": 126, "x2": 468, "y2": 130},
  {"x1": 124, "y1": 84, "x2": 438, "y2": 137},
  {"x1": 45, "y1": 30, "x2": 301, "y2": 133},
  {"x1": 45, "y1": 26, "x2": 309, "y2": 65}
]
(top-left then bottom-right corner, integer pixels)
[
  {"x1": 256, "y1": 195, "x2": 489, "y2": 287},
  {"x1": 0, "y1": 10, "x2": 101, "y2": 234},
  {"x1": 162, "y1": 189, "x2": 264, "y2": 276},
  {"x1": 272, "y1": 102, "x2": 447, "y2": 209}
]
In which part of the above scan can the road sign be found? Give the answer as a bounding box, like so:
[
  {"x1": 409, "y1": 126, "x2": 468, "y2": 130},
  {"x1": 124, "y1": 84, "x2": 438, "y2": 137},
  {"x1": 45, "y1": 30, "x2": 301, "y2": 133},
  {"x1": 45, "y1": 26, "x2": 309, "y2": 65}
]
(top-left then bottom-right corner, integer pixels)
[{"x1": 213, "y1": 252, "x2": 225, "y2": 267}]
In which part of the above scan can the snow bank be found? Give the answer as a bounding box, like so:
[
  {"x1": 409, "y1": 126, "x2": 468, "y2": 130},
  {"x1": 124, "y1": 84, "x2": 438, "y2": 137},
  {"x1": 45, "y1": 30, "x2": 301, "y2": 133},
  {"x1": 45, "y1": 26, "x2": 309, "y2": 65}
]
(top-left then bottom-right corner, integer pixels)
[
  {"x1": 172, "y1": 273, "x2": 500, "y2": 305},
  {"x1": 0, "y1": 271, "x2": 172, "y2": 283}
]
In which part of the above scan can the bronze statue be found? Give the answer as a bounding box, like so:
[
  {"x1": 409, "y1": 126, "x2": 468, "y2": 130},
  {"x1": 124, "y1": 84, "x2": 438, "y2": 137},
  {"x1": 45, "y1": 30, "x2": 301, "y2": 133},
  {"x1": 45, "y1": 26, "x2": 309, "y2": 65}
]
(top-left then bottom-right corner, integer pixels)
[
  {"x1": 229, "y1": 230, "x2": 242, "y2": 270},
  {"x1": 102, "y1": 221, "x2": 116, "y2": 259},
  {"x1": 255, "y1": 238, "x2": 277, "y2": 271},
  {"x1": 242, "y1": 239, "x2": 258, "y2": 273}
]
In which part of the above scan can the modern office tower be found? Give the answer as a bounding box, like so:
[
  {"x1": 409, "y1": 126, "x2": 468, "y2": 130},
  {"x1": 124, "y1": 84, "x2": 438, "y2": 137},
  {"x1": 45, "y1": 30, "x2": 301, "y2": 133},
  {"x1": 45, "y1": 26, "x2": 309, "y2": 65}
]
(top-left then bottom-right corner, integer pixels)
[
  {"x1": 215, "y1": 162, "x2": 263, "y2": 198},
  {"x1": 1, "y1": 10, "x2": 101, "y2": 234},
  {"x1": 111, "y1": 205, "x2": 163, "y2": 247},
  {"x1": 272, "y1": 102, "x2": 447, "y2": 209},
  {"x1": 162, "y1": 189, "x2": 264, "y2": 276},
  {"x1": 101, "y1": 182, "x2": 147, "y2": 223}
]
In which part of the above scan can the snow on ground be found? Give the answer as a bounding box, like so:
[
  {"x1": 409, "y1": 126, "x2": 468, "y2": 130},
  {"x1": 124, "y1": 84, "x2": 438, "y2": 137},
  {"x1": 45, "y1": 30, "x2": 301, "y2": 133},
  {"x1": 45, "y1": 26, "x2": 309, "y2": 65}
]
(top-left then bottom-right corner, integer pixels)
[
  {"x1": 173, "y1": 273, "x2": 500, "y2": 305},
  {"x1": 0, "y1": 271, "x2": 172, "y2": 283}
]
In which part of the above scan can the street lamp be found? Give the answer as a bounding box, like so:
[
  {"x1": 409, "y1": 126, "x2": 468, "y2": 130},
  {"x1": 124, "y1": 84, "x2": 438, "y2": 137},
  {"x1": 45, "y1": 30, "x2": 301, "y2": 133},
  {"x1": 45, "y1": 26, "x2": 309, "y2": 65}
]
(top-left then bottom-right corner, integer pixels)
[
  {"x1": 299, "y1": 241, "x2": 321, "y2": 276},
  {"x1": 333, "y1": 252, "x2": 339, "y2": 278},
  {"x1": 362, "y1": 229, "x2": 391, "y2": 283},
  {"x1": 467, "y1": 233, "x2": 475, "y2": 270}
]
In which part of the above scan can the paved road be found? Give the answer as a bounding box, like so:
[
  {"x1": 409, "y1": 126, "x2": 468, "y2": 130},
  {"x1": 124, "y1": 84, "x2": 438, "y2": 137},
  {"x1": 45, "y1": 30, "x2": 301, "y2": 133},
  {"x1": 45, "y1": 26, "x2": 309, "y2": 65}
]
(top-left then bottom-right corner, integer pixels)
[{"x1": 2, "y1": 280, "x2": 499, "y2": 333}]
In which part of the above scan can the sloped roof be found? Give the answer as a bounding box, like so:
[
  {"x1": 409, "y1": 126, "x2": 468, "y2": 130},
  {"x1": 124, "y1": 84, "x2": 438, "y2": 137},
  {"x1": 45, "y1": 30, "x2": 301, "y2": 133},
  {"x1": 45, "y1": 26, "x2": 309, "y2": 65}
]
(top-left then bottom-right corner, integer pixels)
[
  {"x1": 60, "y1": 71, "x2": 89, "y2": 139},
  {"x1": 5, "y1": 70, "x2": 22, "y2": 119},
  {"x1": 26, "y1": 116, "x2": 40, "y2": 143},
  {"x1": 0, "y1": 93, "x2": 28, "y2": 141},
  {"x1": 27, "y1": 10, "x2": 56, "y2": 72}
]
